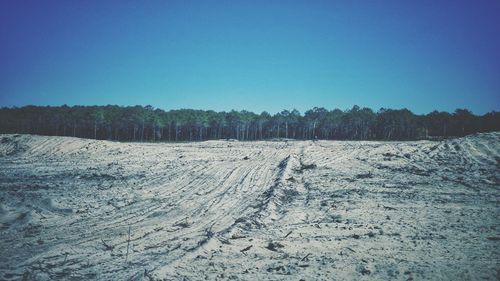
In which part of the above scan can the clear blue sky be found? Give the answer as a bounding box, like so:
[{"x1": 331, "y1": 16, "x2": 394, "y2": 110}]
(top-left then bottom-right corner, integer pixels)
[{"x1": 1, "y1": 0, "x2": 499, "y2": 114}]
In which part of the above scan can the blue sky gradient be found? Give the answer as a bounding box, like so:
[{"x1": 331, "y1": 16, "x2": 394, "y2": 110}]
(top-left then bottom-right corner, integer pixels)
[{"x1": 1, "y1": 0, "x2": 499, "y2": 114}]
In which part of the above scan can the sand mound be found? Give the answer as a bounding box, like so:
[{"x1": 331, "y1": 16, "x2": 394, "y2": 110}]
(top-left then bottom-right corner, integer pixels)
[{"x1": 0, "y1": 133, "x2": 498, "y2": 280}]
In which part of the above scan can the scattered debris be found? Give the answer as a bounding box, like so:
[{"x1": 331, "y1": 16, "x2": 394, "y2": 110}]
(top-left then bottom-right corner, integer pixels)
[
  {"x1": 297, "y1": 163, "x2": 317, "y2": 171},
  {"x1": 240, "y1": 245, "x2": 252, "y2": 255},
  {"x1": 356, "y1": 172, "x2": 373, "y2": 179},
  {"x1": 361, "y1": 268, "x2": 371, "y2": 275},
  {"x1": 346, "y1": 247, "x2": 356, "y2": 253},
  {"x1": 301, "y1": 253, "x2": 311, "y2": 261},
  {"x1": 230, "y1": 233, "x2": 247, "y2": 239},
  {"x1": 125, "y1": 226, "x2": 131, "y2": 263},
  {"x1": 101, "y1": 238, "x2": 114, "y2": 251},
  {"x1": 267, "y1": 265, "x2": 285, "y2": 272},
  {"x1": 265, "y1": 242, "x2": 284, "y2": 252},
  {"x1": 173, "y1": 221, "x2": 190, "y2": 228}
]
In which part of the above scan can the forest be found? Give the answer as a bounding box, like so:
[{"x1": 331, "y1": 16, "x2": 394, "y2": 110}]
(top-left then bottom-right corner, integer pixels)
[{"x1": 0, "y1": 105, "x2": 498, "y2": 141}]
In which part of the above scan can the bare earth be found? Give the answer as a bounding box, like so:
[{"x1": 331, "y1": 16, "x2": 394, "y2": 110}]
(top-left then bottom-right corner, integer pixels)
[{"x1": 0, "y1": 133, "x2": 499, "y2": 280}]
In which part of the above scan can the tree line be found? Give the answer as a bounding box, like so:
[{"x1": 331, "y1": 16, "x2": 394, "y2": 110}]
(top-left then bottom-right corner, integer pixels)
[{"x1": 0, "y1": 105, "x2": 498, "y2": 141}]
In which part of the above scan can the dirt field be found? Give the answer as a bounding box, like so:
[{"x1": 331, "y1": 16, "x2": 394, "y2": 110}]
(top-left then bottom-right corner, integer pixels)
[{"x1": 0, "y1": 133, "x2": 499, "y2": 280}]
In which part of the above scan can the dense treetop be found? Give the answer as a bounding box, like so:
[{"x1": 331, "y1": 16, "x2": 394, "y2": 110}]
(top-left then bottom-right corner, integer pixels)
[{"x1": 0, "y1": 105, "x2": 498, "y2": 141}]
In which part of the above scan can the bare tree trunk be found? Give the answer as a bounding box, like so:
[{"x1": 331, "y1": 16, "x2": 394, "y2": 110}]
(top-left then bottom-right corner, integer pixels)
[
  {"x1": 152, "y1": 124, "x2": 155, "y2": 142},
  {"x1": 141, "y1": 120, "x2": 145, "y2": 142}
]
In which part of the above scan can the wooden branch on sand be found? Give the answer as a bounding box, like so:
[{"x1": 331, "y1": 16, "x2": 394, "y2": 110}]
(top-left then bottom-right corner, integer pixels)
[
  {"x1": 125, "y1": 226, "x2": 131, "y2": 263},
  {"x1": 101, "y1": 238, "x2": 114, "y2": 251},
  {"x1": 240, "y1": 245, "x2": 253, "y2": 255}
]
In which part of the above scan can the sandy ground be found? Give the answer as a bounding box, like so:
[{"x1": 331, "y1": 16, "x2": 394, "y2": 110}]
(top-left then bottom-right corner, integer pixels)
[{"x1": 0, "y1": 133, "x2": 498, "y2": 280}]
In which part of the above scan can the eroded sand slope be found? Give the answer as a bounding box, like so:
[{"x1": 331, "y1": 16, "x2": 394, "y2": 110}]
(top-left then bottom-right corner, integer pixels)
[{"x1": 0, "y1": 133, "x2": 499, "y2": 280}]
